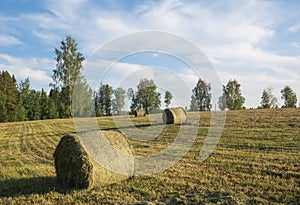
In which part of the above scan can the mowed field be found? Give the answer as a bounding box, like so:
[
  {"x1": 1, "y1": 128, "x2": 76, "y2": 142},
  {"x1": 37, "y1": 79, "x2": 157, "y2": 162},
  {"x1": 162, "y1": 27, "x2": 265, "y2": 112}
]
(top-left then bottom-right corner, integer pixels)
[{"x1": 0, "y1": 108, "x2": 299, "y2": 204}]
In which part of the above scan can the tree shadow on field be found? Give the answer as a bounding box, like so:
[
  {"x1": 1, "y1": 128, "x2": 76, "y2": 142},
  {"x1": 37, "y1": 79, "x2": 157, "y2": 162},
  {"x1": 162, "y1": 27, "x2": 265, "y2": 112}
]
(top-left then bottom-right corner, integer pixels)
[
  {"x1": 0, "y1": 176, "x2": 58, "y2": 197},
  {"x1": 99, "y1": 122, "x2": 164, "y2": 131}
]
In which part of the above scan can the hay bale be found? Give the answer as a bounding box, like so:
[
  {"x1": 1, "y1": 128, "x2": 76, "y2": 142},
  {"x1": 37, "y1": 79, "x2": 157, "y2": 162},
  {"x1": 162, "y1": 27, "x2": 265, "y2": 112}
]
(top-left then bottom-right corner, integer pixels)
[
  {"x1": 135, "y1": 109, "x2": 146, "y2": 117},
  {"x1": 53, "y1": 130, "x2": 132, "y2": 189},
  {"x1": 53, "y1": 134, "x2": 94, "y2": 189},
  {"x1": 79, "y1": 130, "x2": 133, "y2": 187},
  {"x1": 162, "y1": 107, "x2": 187, "y2": 124}
]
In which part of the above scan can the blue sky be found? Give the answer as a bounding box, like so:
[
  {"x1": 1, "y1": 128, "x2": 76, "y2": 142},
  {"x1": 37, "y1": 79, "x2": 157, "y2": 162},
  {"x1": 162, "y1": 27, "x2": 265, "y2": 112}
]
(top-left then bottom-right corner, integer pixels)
[{"x1": 0, "y1": 0, "x2": 299, "y2": 108}]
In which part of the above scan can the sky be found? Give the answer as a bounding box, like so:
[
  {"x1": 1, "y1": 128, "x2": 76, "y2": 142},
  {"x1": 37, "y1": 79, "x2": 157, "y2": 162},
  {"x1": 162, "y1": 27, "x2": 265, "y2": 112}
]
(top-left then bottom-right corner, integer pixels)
[{"x1": 0, "y1": 0, "x2": 300, "y2": 109}]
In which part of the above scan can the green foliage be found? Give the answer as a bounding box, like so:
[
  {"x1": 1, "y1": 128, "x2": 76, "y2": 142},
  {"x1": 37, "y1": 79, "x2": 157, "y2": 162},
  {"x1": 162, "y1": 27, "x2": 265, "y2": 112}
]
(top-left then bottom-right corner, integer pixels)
[
  {"x1": 49, "y1": 88, "x2": 66, "y2": 118},
  {"x1": 72, "y1": 79, "x2": 93, "y2": 117},
  {"x1": 164, "y1": 90, "x2": 173, "y2": 108},
  {"x1": 127, "y1": 88, "x2": 138, "y2": 114},
  {"x1": 218, "y1": 93, "x2": 227, "y2": 111},
  {"x1": 112, "y1": 87, "x2": 126, "y2": 115},
  {"x1": 190, "y1": 78, "x2": 211, "y2": 111},
  {"x1": 219, "y1": 79, "x2": 245, "y2": 110},
  {"x1": 260, "y1": 87, "x2": 278, "y2": 109},
  {"x1": 95, "y1": 83, "x2": 113, "y2": 116},
  {"x1": 0, "y1": 71, "x2": 24, "y2": 122},
  {"x1": 51, "y1": 35, "x2": 85, "y2": 117},
  {"x1": 281, "y1": 86, "x2": 297, "y2": 108},
  {"x1": 133, "y1": 79, "x2": 161, "y2": 114}
]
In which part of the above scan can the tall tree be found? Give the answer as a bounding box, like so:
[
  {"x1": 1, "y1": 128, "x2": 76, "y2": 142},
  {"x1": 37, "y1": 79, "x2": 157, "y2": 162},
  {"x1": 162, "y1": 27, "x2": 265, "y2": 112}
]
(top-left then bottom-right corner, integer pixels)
[
  {"x1": 40, "y1": 89, "x2": 48, "y2": 120},
  {"x1": 134, "y1": 79, "x2": 161, "y2": 114},
  {"x1": 18, "y1": 78, "x2": 31, "y2": 120},
  {"x1": 95, "y1": 83, "x2": 113, "y2": 116},
  {"x1": 218, "y1": 94, "x2": 227, "y2": 111},
  {"x1": 0, "y1": 71, "x2": 23, "y2": 122},
  {"x1": 260, "y1": 88, "x2": 278, "y2": 109},
  {"x1": 127, "y1": 88, "x2": 137, "y2": 115},
  {"x1": 27, "y1": 90, "x2": 42, "y2": 120},
  {"x1": 218, "y1": 79, "x2": 245, "y2": 110},
  {"x1": 281, "y1": 86, "x2": 297, "y2": 108},
  {"x1": 112, "y1": 87, "x2": 126, "y2": 115},
  {"x1": 164, "y1": 90, "x2": 173, "y2": 108},
  {"x1": 190, "y1": 78, "x2": 212, "y2": 111},
  {"x1": 46, "y1": 97, "x2": 59, "y2": 119},
  {"x1": 73, "y1": 79, "x2": 93, "y2": 117},
  {"x1": 51, "y1": 35, "x2": 84, "y2": 117},
  {"x1": 49, "y1": 88, "x2": 65, "y2": 118}
]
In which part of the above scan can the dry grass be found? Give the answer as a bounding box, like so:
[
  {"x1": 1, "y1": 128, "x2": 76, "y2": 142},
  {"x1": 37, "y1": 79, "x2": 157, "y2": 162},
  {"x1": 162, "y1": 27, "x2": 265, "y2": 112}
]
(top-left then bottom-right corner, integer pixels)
[{"x1": 0, "y1": 108, "x2": 299, "y2": 204}]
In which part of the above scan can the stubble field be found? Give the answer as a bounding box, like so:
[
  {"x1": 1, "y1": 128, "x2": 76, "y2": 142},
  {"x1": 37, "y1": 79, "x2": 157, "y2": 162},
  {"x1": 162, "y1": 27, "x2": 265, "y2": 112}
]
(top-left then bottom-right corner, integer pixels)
[{"x1": 0, "y1": 108, "x2": 299, "y2": 204}]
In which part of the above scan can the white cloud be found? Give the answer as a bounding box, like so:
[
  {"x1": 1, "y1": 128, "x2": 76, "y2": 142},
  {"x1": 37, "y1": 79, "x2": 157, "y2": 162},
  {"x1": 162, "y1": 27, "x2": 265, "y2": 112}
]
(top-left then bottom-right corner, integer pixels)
[
  {"x1": 290, "y1": 42, "x2": 300, "y2": 48},
  {"x1": 0, "y1": 34, "x2": 22, "y2": 46},
  {"x1": 0, "y1": 54, "x2": 53, "y2": 89},
  {"x1": 288, "y1": 22, "x2": 300, "y2": 33}
]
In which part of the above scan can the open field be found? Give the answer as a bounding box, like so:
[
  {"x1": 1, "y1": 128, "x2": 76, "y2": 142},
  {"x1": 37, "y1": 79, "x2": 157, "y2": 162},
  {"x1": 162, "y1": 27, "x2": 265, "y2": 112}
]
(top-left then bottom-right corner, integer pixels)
[{"x1": 0, "y1": 108, "x2": 299, "y2": 204}]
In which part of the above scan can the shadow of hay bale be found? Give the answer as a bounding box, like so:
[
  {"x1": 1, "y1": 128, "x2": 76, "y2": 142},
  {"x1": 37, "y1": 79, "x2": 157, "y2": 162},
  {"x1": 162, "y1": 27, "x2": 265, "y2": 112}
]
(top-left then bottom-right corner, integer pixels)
[
  {"x1": 0, "y1": 176, "x2": 57, "y2": 197},
  {"x1": 53, "y1": 130, "x2": 133, "y2": 190}
]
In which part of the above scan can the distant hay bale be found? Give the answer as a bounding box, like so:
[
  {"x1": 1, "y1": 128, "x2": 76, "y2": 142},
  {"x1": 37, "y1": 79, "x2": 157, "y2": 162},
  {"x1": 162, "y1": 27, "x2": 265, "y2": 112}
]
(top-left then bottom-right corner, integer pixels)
[
  {"x1": 162, "y1": 107, "x2": 187, "y2": 124},
  {"x1": 53, "y1": 134, "x2": 94, "y2": 189},
  {"x1": 135, "y1": 109, "x2": 146, "y2": 117},
  {"x1": 53, "y1": 130, "x2": 132, "y2": 190}
]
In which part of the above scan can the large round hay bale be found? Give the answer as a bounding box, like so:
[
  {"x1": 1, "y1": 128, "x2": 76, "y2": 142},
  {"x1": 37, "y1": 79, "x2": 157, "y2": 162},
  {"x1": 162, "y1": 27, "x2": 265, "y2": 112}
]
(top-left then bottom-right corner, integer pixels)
[
  {"x1": 135, "y1": 109, "x2": 146, "y2": 117},
  {"x1": 53, "y1": 134, "x2": 94, "y2": 189},
  {"x1": 79, "y1": 130, "x2": 133, "y2": 187},
  {"x1": 53, "y1": 130, "x2": 133, "y2": 190},
  {"x1": 162, "y1": 107, "x2": 187, "y2": 124}
]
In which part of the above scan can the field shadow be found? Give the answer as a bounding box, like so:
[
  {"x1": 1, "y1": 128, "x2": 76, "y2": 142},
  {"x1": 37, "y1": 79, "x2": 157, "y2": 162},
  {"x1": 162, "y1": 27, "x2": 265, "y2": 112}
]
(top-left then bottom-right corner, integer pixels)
[
  {"x1": 0, "y1": 176, "x2": 58, "y2": 197},
  {"x1": 99, "y1": 122, "x2": 164, "y2": 131}
]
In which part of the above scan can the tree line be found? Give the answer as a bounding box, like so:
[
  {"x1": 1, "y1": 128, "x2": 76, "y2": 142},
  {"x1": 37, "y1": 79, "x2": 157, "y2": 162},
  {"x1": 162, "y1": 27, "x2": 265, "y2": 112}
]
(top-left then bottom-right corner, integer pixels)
[
  {"x1": 190, "y1": 78, "x2": 298, "y2": 111},
  {"x1": 0, "y1": 35, "x2": 298, "y2": 122}
]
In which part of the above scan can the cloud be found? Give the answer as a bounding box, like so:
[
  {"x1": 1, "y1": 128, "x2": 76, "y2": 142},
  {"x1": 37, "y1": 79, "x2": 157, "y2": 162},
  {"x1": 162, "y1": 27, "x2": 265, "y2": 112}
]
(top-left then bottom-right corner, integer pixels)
[
  {"x1": 0, "y1": 54, "x2": 53, "y2": 89},
  {"x1": 0, "y1": 34, "x2": 22, "y2": 46},
  {"x1": 288, "y1": 22, "x2": 300, "y2": 33},
  {"x1": 290, "y1": 42, "x2": 300, "y2": 48}
]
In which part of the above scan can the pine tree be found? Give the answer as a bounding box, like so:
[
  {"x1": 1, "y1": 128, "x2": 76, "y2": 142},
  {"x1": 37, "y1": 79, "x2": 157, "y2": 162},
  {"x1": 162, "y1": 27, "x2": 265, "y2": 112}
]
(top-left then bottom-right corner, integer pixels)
[
  {"x1": 0, "y1": 71, "x2": 22, "y2": 122},
  {"x1": 49, "y1": 88, "x2": 64, "y2": 118},
  {"x1": 95, "y1": 83, "x2": 113, "y2": 116}
]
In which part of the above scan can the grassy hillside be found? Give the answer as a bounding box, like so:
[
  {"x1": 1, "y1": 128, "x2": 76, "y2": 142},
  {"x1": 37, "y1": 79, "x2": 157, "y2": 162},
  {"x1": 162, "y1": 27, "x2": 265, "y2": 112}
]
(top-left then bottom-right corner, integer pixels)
[{"x1": 0, "y1": 108, "x2": 299, "y2": 204}]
